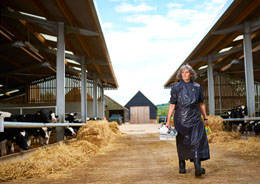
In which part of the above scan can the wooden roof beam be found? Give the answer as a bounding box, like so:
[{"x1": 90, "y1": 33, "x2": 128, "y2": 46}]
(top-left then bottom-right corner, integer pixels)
[
  {"x1": 19, "y1": 19, "x2": 57, "y2": 72},
  {"x1": 55, "y1": 0, "x2": 104, "y2": 78},
  {"x1": 29, "y1": 43, "x2": 110, "y2": 66},
  {"x1": 0, "y1": 62, "x2": 49, "y2": 78},
  {"x1": 1, "y1": 8, "x2": 99, "y2": 36},
  {"x1": 0, "y1": 20, "x2": 43, "y2": 63},
  {"x1": 0, "y1": 29, "x2": 12, "y2": 41},
  {"x1": 188, "y1": 41, "x2": 260, "y2": 64},
  {"x1": 197, "y1": 1, "x2": 260, "y2": 60},
  {"x1": 33, "y1": 0, "x2": 112, "y2": 86},
  {"x1": 213, "y1": 19, "x2": 260, "y2": 35}
]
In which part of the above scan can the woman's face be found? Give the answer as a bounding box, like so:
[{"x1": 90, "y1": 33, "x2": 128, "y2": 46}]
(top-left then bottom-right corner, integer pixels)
[{"x1": 181, "y1": 68, "x2": 191, "y2": 82}]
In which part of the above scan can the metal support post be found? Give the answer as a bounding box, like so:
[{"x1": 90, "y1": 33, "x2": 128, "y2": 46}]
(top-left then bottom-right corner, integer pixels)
[
  {"x1": 56, "y1": 22, "x2": 65, "y2": 141},
  {"x1": 218, "y1": 73, "x2": 222, "y2": 115},
  {"x1": 256, "y1": 84, "x2": 260, "y2": 114},
  {"x1": 0, "y1": 111, "x2": 11, "y2": 132},
  {"x1": 81, "y1": 56, "x2": 87, "y2": 123},
  {"x1": 243, "y1": 22, "x2": 255, "y2": 117},
  {"x1": 101, "y1": 86, "x2": 105, "y2": 120},
  {"x1": 0, "y1": 117, "x2": 4, "y2": 132},
  {"x1": 207, "y1": 55, "x2": 215, "y2": 115},
  {"x1": 93, "y1": 74, "x2": 98, "y2": 118}
]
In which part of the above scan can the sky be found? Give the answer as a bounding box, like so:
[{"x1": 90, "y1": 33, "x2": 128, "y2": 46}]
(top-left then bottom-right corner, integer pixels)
[{"x1": 94, "y1": 0, "x2": 233, "y2": 106}]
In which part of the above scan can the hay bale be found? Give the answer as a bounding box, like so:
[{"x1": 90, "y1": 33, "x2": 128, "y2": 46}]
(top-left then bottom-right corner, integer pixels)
[
  {"x1": 77, "y1": 120, "x2": 119, "y2": 147},
  {"x1": 109, "y1": 121, "x2": 121, "y2": 134},
  {"x1": 207, "y1": 115, "x2": 223, "y2": 132},
  {"x1": 0, "y1": 120, "x2": 121, "y2": 182},
  {"x1": 205, "y1": 116, "x2": 260, "y2": 155},
  {"x1": 208, "y1": 133, "x2": 260, "y2": 155},
  {"x1": 207, "y1": 131, "x2": 240, "y2": 144}
]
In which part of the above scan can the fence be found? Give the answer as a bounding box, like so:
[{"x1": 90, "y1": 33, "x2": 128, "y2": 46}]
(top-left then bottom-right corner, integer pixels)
[
  {"x1": 0, "y1": 105, "x2": 57, "y2": 115},
  {"x1": 27, "y1": 75, "x2": 102, "y2": 104},
  {"x1": 200, "y1": 74, "x2": 260, "y2": 116}
]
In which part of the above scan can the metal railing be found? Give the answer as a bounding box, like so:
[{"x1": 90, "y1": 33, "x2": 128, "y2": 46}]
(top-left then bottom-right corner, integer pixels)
[
  {"x1": 222, "y1": 117, "x2": 260, "y2": 122},
  {"x1": 3, "y1": 122, "x2": 85, "y2": 128},
  {"x1": 0, "y1": 107, "x2": 87, "y2": 132},
  {"x1": 0, "y1": 106, "x2": 57, "y2": 115}
]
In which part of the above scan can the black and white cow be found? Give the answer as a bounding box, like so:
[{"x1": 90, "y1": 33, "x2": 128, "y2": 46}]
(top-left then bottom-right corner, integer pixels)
[
  {"x1": 23, "y1": 109, "x2": 57, "y2": 146},
  {"x1": 222, "y1": 105, "x2": 248, "y2": 133},
  {"x1": 0, "y1": 128, "x2": 29, "y2": 156},
  {"x1": 64, "y1": 127, "x2": 76, "y2": 140},
  {"x1": 254, "y1": 121, "x2": 260, "y2": 135},
  {"x1": 222, "y1": 110, "x2": 232, "y2": 131},
  {"x1": 4, "y1": 109, "x2": 57, "y2": 147},
  {"x1": 232, "y1": 105, "x2": 248, "y2": 133},
  {"x1": 24, "y1": 109, "x2": 56, "y2": 123},
  {"x1": 0, "y1": 111, "x2": 28, "y2": 156},
  {"x1": 247, "y1": 120, "x2": 260, "y2": 136},
  {"x1": 65, "y1": 112, "x2": 81, "y2": 134}
]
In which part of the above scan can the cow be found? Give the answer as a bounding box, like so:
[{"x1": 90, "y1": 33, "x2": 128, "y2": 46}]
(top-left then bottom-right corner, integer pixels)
[
  {"x1": 65, "y1": 112, "x2": 81, "y2": 134},
  {"x1": 0, "y1": 111, "x2": 28, "y2": 156},
  {"x1": 247, "y1": 121, "x2": 260, "y2": 136},
  {"x1": 246, "y1": 121, "x2": 256, "y2": 136},
  {"x1": 23, "y1": 109, "x2": 57, "y2": 146},
  {"x1": 4, "y1": 109, "x2": 57, "y2": 147},
  {"x1": 248, "y1": 121, "x2": 260, "y2": 135},
  {"x1": 64, "y1": 127, "x2": 77, "y2": 140},
  {"x1": 222, "y1": 105, "x2": 248, "y2": 133},
  {"x1": 222, "y1": 110, "x2": 232, "y2": 131},
  {"x1": 232, "y1": 106, "x2": 248, "y2": 133},
  {"x1": 24, "y1": 109, "x2": 56, "y2": 123},
  {"x1": 0, "y1": 128, "x2": 29, "y2": 156},
  {"x1": 254, "y1": 121, "x2": 260, "y2": 135}
]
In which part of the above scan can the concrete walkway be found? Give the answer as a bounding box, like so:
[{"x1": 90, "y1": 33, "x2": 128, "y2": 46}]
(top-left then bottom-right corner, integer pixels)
[{"x1": 119, "y1": 123, "x2": 160, "y2": 134}]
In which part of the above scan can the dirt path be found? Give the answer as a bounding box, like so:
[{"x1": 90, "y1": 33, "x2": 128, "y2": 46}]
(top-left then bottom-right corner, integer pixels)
[{"x1": 3, "y1": 124, "x2": 260, "y2": 184}]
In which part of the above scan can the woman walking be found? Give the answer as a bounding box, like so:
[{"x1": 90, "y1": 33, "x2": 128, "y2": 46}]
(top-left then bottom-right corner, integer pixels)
[{"x1": 166, "y1": 64, "x2": 210, "y2": 177}]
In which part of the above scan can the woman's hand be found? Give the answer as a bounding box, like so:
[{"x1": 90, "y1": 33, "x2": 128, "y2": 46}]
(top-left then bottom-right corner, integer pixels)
[
  {"x1": 204, "y1": 119, "x2": 209, "y2": 126},
  {"x1": 166, "y1": 104, "x2": 175, "y2": 129},
  {"x1": 166, "y1": 122, "x2": 171, "y2": 129}
]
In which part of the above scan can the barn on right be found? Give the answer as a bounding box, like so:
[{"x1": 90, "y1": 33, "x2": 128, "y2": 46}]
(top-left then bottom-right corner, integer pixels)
[{"x1": 164, "y1": 0, "x2": 260, "y2": 118}]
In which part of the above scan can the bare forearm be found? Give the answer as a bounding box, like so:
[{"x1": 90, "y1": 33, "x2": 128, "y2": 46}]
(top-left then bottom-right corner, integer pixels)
[
  {"x1": 199, "y1": 103, "x2": 207, "y2": 119},
  {"x1": 166, "y1": 104, "x2": 175, "y2": 127}
]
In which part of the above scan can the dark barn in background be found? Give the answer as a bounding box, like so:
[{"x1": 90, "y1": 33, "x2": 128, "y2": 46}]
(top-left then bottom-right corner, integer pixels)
[
  {"x1": 104, "y1": 95, "x2": 129, "y2": 122},
  {"x1": 125, "y1": 91, "x2": 157, "y2": 124}
]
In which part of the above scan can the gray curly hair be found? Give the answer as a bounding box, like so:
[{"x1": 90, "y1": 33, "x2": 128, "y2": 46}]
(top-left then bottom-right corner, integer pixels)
[{"x1": 176, "y1": 64, "x2": 197, "y2": 80}]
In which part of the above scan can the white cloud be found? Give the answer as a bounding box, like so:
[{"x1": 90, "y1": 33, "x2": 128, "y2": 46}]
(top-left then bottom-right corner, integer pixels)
[
  {"x1": 109, "y1": 0, "x2": 124, "y2": 2},
  {"x1": 115, "y1": 3, "x2": 156, "y2": 13},
  {"x1": 167, "y1": 3, "x2": 183, "y2": 9},
  {"x1": 101, "y1": 0, "x2": 229, "y2": 105},
  {"x1": 102, "y1": 22, "x2": 114, "y2": 29}
]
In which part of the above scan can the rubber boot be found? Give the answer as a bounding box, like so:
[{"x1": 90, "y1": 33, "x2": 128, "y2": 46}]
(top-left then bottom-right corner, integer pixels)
[
  {"x1": 199, "y1": 161, "x2": 205, "y2": 174},
  {"x1": 194, "y1": 158, "x2": 202, "y2": 177},
  {"x1": 179, "y1": 160, "x2": 186, "y2": 174}
]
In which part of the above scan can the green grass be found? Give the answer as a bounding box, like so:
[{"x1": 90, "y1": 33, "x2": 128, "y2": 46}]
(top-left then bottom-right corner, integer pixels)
[
  {"x1": 156, "y1": 103, "x2": 174, "y2": 122},
  {"x1": 156, "y1": 103, "x2": 170, "y2": 117}
]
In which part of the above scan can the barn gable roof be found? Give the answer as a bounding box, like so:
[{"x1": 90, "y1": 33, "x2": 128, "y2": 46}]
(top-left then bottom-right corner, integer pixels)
[
  {"x1": 104, "y1": 95, "x2": 128, "y2": 111},
  {"x1": 124, "y1": 91, "x2": 157, "y2": 110}
]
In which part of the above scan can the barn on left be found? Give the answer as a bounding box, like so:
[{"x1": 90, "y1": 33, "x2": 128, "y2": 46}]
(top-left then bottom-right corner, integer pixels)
[{"x1": 0, "y1": 0, "x2": 118, "y2": 139}]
